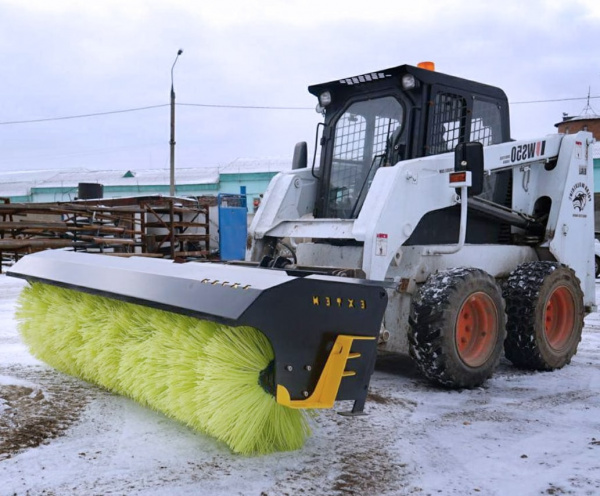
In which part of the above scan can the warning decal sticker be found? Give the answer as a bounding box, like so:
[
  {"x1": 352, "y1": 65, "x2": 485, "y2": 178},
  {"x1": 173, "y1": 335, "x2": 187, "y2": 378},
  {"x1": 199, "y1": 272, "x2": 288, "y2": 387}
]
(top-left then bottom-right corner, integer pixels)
[{"x1": 376, "y1": 233, "x2": 388, "y2": 256}]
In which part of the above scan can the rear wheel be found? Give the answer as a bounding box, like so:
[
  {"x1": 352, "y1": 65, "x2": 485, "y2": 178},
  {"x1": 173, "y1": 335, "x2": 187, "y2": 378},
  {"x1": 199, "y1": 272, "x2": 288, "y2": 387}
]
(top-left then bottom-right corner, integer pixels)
[
  {"x1": 409, "y1": 268, "x2": 506, "y2": 388},
  {"x1": 503, "y1": 262, "x2": 584, "y2": 370}
]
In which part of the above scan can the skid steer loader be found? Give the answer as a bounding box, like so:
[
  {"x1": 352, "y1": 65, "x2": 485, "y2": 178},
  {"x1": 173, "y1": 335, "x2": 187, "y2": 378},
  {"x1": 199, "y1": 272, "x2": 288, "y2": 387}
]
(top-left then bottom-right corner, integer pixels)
[
  {"x1": 244, "y1": 62, "x2": 595, "y2": 391},
  {"x1": 8, "y1": 62, "x2": 595, "y2": 452}
]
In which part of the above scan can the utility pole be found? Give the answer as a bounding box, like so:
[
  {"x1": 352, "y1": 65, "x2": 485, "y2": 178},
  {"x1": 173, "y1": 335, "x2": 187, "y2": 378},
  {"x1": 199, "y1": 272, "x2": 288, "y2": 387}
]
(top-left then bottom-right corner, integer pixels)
[{"x1": 170, "y1": 49, "x2": 183, "y2": 196}]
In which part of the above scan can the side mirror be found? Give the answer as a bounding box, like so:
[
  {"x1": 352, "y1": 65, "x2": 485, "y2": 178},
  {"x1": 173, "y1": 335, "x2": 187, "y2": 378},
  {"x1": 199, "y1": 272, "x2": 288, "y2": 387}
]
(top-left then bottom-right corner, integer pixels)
[
  {"x1": 292, "y1": 142, "x2": 308, "y2": 170},
  {"x1": 454, "y1": 142, "x2": 484, "y2": 196}
]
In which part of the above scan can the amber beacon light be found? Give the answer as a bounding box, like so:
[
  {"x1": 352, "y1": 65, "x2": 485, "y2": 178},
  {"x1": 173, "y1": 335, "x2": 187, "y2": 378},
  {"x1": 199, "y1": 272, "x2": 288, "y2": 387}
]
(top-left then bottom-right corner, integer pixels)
[{"x1": 417, "y1": 61, "x2": 435, "y2": 71}]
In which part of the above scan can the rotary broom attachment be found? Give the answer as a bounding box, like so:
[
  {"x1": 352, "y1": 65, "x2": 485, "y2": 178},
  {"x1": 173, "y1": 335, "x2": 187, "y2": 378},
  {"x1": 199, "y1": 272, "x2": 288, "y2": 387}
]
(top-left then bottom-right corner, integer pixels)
[
  {"x1": 8, "y1": 250, "x2": 387, "y2": 455},
  {"x1": 16, "y1": 283, "x2": 308, "y2": 454}
]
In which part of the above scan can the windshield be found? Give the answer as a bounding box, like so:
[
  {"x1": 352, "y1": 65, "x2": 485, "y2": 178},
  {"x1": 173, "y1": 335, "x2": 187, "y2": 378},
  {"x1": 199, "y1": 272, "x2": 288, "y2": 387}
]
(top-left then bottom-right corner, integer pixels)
[{"x1": 326, "y1": 96, "x2": 403, "y2": 219}]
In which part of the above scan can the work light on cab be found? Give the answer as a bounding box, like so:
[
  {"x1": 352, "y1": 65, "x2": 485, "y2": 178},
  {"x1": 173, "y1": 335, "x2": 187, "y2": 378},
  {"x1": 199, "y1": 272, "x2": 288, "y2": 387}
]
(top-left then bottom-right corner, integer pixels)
[
  {"x1": 316, "y1": 91, "x2": 332, "y2": 113},
  {"x1": 401, "y1": 74, "x2": 417, "y2": 90},
  {"x1": 319, "y1": 91, "x2": 332, "y2": 107}
]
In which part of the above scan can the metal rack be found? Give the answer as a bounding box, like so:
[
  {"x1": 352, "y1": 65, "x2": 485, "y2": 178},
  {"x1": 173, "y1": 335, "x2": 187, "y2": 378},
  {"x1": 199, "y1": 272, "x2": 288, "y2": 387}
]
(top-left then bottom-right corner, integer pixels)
[{"x1": 0, "y1": 195, "x2": 214, "y2": 272}]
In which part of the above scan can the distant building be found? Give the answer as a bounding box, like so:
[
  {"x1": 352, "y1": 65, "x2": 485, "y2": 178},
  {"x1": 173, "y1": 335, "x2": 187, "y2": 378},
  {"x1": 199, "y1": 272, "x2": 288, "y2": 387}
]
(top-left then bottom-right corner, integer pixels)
[
  {"x1": 0, "y1": 157, "x2": 291, "y2": 206},
  {"x1": 555, "y1": 109, "x2": 600, "y2": 230},
  {"x1": 555, "y1": 113, "x2": 600, "y2": 137}
]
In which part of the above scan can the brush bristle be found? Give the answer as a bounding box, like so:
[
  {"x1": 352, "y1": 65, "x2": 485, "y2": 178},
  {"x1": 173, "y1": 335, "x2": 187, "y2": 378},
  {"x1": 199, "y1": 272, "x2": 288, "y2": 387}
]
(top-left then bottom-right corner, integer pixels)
[{"x1": 16, "y1": 282, "x2": 311, "y2": 455}]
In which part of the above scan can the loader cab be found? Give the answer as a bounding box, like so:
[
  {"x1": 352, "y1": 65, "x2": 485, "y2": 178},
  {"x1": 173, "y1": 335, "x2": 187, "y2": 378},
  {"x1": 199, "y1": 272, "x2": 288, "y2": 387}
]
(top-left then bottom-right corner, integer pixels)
[{"x1": 309, "y1": 64, "x2": 511, "y2": 220}]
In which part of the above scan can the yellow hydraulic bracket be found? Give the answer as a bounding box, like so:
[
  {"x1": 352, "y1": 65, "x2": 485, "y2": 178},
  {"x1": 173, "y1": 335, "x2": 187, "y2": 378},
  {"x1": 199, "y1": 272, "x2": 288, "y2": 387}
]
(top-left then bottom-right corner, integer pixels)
[{"x1": 276, "y1": 335, "x2": 375, "y2": 409}]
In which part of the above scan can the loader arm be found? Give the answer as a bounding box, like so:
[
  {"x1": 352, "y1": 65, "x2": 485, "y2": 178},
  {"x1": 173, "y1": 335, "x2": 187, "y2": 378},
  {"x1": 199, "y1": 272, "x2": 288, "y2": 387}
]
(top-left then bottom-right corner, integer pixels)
[
  {"x1": 354, "y1": 135, "x2": 562, "y2": 279},
  {"x1": 355, "y1": 131, "x2": 595, "y2": 306}
]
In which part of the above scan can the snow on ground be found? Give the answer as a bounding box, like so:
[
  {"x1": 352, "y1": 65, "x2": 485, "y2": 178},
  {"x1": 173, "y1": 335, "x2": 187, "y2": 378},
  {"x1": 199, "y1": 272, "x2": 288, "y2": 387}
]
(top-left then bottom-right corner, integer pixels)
[{"x1": 0, "y1": 273, "x2": 599, "y2": 495}]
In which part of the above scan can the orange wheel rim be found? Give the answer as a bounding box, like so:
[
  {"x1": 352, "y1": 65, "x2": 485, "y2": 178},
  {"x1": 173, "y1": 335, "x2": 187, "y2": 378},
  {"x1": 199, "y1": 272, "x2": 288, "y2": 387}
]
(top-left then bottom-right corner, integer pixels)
[
  {"x1": 544, "y1": 286, "x2": 575, "y2": 351},
  {"x1": 455, "y1": 292, "x2": 498, "y2": 367}
]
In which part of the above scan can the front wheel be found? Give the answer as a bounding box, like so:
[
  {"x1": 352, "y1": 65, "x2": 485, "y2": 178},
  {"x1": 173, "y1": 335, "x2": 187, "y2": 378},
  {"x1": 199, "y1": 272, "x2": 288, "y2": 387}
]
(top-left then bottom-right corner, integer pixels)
[
  {"x1": 503, "y1": 262, "x2": 584, "y2": 370},
  {"x1": 408, "y1": 268, "x2": 506, "y2": 388}
]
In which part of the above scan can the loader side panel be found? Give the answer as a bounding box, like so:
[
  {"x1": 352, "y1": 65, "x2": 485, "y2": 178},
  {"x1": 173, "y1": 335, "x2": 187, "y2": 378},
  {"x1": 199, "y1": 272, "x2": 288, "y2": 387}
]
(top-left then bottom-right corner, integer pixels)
[{"x1": 404, "y1": 169, "x2": 512, "y2": 245}]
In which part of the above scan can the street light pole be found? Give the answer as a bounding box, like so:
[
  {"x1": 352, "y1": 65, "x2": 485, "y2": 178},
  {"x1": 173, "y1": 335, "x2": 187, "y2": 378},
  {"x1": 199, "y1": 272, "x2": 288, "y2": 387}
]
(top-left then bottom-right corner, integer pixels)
[{"x1": 170, "y1": 49, "x2": 183, "y2": 197}]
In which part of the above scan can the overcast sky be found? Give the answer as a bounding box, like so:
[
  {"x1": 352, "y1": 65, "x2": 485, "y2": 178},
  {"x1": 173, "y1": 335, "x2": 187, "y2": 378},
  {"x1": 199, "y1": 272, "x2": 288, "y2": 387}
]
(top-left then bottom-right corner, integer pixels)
[{"x1": 1, "y1": 0, "x2": 599, "y2": 173}]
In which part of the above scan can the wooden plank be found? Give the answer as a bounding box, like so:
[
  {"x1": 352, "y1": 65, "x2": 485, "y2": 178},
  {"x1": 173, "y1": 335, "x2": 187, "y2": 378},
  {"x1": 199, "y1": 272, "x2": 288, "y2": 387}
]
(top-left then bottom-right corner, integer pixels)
[
  {"x1": 176, "y1": 234, "x2": 211, "y2": 240},
  {"x1": 0, "y1": 223, "x2": 132, "y2": 234},
  {"x1": 0, "y1": 239, "x2": 75, "y2": 249},
  {"x1": 73, "y1": 236, "x2": 137, "y2": 245},
  {"x1": 174, "y1": 251, "x2": 210, "y2": 257},
  {"x1": 104, "y1": 252, "x2": 165, "y2": 258},
  {"x1": 145, "y1": 221, "x2": 209, "y2": 229}
]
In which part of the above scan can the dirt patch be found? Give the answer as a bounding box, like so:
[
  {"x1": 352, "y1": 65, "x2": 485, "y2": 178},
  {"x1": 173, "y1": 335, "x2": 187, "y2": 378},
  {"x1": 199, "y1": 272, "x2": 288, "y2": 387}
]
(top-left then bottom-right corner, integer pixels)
[
  {"x1": 0, "y1": 366, "x2": 92, "y2": 460},
  {"x1": 367, "y1": 391, "x2": 392, "y2": 404},
  {"x1": 332, "y1": 446, "x2": 409, "y2": 495},
  {"x1": 367, "y1": 390, "x2": 418, "y2": 409}
]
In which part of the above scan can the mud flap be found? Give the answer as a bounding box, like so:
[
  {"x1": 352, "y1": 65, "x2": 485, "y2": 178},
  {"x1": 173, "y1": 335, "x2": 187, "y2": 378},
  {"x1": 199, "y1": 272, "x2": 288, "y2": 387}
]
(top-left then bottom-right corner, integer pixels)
[{"x1": 8, "y1": 250, "x2": 388, "y2": 411}]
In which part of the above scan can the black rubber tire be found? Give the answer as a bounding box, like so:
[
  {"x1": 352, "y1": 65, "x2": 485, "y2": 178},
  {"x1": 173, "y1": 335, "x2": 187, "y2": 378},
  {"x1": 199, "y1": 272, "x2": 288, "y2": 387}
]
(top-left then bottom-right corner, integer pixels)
[
  {"x1": 503, "y1": 262, "x2": 584, "y2": 371},
  {"x1": 595, "y1": 256, "x2": 600, "y2": 278},
  {"x1": 408, "y1": 268, "x2": 506, "y2": 388}
]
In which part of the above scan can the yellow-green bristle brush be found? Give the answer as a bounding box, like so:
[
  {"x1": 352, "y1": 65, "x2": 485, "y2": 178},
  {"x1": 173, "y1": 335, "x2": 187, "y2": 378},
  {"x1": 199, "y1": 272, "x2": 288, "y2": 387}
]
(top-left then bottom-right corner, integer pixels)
[{"x1": 15, "y1": 282, "x2": 311, "y2": 455}]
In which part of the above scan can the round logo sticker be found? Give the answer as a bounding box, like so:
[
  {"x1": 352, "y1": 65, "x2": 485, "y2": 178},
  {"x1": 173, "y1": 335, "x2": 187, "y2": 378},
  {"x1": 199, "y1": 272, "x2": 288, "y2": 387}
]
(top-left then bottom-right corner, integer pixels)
[{"x1": 569, "y1": 182, "x2": 592, "y2": 212}]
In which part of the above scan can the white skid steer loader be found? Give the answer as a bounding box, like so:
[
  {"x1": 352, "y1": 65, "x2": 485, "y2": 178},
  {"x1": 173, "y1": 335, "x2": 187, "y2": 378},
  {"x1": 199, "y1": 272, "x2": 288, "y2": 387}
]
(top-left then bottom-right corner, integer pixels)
[
  {"x1": 244, "y1": 62, "x2": 596, "y2": 397},
  {"x1": 9, "y1": 62, "x2": 596, "y2": 424}
]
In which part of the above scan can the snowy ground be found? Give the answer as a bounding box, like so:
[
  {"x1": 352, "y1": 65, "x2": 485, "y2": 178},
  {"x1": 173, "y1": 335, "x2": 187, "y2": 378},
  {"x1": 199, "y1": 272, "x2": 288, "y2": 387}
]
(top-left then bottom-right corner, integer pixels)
[{"x1": 1, "y1": 273, "x2": 599, "y2": 496}]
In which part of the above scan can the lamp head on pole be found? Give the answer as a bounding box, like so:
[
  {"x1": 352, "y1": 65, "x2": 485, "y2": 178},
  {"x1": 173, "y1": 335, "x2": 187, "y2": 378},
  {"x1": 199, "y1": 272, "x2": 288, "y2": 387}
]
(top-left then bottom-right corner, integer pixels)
[{"x1": 171, "y1": 49, "x2": 184, "y2": 92}]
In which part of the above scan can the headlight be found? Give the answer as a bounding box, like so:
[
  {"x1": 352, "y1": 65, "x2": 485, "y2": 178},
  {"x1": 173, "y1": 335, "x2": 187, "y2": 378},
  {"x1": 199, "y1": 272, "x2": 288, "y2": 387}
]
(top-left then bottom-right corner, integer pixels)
[
  {"x1": 402, "y1": 74, "x2": 417, "y2": 90},
  {"x1": 319, "y1": 91, "x2": 332, "y2": 107}
]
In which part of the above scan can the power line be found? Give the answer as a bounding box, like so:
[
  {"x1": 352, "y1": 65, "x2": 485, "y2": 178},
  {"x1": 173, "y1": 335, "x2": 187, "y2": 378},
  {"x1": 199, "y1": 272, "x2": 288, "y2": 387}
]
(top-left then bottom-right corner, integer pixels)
[
  {"x1": 1, "y1": 94, "x2": 599, "y2": 126},
  {"x1": 0, "y1": 104, "x2": 169, "y2": 126},
  {"x1": 511, "y1": 95, "x2": 600, "y2": 105},
  {"x1": 0, "y1": 102, "x2": 311, "y2": 126},
  {"x1": 178, "y1": 102, "x2": 312, "y2": 110}
]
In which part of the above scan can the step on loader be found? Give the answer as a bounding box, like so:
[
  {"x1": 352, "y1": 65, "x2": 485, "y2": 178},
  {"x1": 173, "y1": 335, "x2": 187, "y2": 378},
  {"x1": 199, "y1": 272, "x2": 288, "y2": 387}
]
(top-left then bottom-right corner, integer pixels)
[{"x1": 9, "y1": 62, "x2": 596, "y2": 454}]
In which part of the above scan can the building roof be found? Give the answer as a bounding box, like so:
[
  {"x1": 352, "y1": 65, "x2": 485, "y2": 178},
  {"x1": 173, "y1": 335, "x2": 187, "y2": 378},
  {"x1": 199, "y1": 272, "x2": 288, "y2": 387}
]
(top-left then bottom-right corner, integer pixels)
[
  {"x1": 553, "y1": 112, "x2": 600, "y2": 160},
  {"x1": 555, "y1": 114, "x2": 600, "y2": 127},
  {"x1": 219, "y1": 157, "x2": 292, "y2": 175},
  {"x1": 0, "y1": 158, "x2": 292, "y2": 198}
]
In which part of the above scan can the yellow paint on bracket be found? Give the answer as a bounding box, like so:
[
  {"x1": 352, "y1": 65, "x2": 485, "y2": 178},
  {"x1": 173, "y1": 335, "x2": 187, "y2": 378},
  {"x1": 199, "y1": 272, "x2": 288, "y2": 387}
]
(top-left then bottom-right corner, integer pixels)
[{"x1": 276, "y1": 335, "x2": 375, "y2": 409}]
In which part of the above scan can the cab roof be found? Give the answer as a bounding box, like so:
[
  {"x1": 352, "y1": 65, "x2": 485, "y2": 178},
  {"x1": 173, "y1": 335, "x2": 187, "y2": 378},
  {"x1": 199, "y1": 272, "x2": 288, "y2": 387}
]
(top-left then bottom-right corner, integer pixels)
[{"x1": 308, "y1": 64, "x2": 508, "y2": 102}]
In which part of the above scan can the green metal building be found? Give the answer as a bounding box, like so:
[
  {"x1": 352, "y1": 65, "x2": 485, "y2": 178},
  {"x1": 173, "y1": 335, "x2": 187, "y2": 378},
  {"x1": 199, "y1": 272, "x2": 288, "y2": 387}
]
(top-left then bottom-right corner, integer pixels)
[{"x1": 0, "y1": 158, "x2": 290, "y2": 205}]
